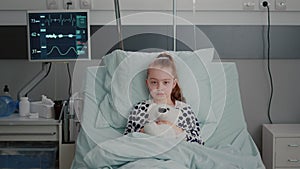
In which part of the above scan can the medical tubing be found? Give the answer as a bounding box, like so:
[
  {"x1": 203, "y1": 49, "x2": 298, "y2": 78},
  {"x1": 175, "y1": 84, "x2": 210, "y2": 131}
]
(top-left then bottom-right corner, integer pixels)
[{"x1": 266, "y1": 5, "x2": 273, "y2": 124}]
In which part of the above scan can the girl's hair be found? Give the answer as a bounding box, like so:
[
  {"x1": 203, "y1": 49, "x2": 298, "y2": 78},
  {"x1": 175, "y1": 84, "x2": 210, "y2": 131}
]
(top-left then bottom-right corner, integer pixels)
[{"x1": 147, "y1": 52, "x2": 186, "y2": 103}]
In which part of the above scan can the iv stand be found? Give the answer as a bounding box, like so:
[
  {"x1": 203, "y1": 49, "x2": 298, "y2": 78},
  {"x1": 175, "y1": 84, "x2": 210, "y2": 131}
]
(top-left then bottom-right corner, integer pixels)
[
  {"x1": 173, "y1": 0, "x2": 177, "y2": 51},
  {"x1": 17, "y1": 62, "x2": 51, "y2": 100},
  {"x1": 113, "y1": 0, "x2": 124, "y2": 50},
  {"x1": 112, "y1": 0, "x2": 177, "y2": 51}
]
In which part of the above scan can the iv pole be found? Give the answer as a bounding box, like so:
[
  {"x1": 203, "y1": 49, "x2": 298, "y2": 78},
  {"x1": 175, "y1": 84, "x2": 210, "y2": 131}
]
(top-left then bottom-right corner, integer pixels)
[
  {"x1": 113, "y1": 0, "x2": 177, "y2": 51},
  {"x1": 113, "y1": 0, "x2": 124, "y2": 50},
  {"x1": 173, "y1": 0, "x2": 177, "y2": 51}
]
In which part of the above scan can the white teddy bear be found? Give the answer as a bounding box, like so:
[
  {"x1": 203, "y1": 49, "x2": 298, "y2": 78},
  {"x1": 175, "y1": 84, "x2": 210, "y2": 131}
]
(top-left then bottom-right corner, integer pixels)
[{"x1": 143, "y1": 103, "x2": 180, "y2": 138}]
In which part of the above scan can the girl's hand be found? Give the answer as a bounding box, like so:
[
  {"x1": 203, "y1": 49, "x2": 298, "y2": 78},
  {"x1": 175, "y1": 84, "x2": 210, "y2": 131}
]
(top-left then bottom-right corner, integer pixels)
[
  {"x1": 156, "y1": 120, "x2": 183, "y2": 134},
  {"x1": 156, "y1": 119, "x2": 172, "y2": 126}
]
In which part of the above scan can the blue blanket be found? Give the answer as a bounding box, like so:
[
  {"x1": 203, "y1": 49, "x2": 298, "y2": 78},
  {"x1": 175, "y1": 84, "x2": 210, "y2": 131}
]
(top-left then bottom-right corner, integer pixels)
[{"x1": 82, "y1": 131, "x2": 264, "y2": 169}]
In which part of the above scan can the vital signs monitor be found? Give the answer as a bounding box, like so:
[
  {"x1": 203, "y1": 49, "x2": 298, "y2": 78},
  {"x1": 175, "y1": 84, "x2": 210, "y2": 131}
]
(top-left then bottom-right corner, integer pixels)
[{"x1": 27, "y1": 10, "x2": 91, "y2": 62}]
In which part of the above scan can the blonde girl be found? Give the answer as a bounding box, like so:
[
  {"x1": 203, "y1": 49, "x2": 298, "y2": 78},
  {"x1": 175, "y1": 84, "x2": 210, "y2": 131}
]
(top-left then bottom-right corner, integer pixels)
[{"x1": 124, "y1": 53, "x2": 204, "y2": 145}]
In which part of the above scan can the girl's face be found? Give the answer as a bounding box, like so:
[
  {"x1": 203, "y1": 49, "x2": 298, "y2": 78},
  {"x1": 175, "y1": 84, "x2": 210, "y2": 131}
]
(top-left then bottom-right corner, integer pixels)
[{"x1": 146, "y1": 67, "x2": 177, "y2": 105}]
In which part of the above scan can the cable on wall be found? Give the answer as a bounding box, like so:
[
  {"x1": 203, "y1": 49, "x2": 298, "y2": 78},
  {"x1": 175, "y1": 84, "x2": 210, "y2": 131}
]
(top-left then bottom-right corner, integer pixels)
[
  {"x1": 262, "y1": 1, "x2": 273, "y2": 124},
  {"x1": 66, "y1": 63, "x2": 72, "y2": 99},
  {"x1": 66, "y1": 1, "x2": 72, "y2": 10}
]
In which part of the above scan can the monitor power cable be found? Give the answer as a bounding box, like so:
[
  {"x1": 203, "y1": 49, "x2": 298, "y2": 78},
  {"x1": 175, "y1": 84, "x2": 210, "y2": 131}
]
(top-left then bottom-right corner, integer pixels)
[
  {"x1": 45, "y1": 62, "x2": 52, "y2": 77},
  {"x1": 66, "y1": 63, "x2": 72, "y2": 99},
  {"x1": 262, "y1": 1, "x2": 273, "y2": 124},
  {"x1": 66, "y1": 1, "x2": 72, "y2": 10}
]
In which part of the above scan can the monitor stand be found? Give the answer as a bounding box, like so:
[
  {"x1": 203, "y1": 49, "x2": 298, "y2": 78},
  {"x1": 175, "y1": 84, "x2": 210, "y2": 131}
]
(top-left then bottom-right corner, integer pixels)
[{"x1": 17, "y1": 62, "x2": 51, "y2": 100}]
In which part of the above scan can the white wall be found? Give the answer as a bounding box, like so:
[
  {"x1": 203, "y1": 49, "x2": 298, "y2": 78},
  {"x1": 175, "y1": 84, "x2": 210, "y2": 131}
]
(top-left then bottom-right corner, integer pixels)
[
  {"x1": 1, "y1": 0, "x2": 300, "y2": 25},
  {"x1": 0, "y1": 60, "x2": 101, "y2": 101},
  {"x1": 224, "y1": 59, "x2": 300, "y2": 150},
  {"x1": 1, "y1": 0, "x2": 300, "y2": 11}
]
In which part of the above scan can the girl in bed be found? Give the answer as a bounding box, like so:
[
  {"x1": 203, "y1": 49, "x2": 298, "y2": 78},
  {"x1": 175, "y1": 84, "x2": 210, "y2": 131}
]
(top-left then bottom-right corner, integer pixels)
[{"x1": 124, "y1": 53, "x2": 204, "y2": 145}]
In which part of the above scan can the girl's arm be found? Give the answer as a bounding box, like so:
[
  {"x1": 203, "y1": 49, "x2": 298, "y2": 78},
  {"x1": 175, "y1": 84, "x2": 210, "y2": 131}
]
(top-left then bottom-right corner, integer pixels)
[
  {"x1": 185, "y1": 118, "x2": 204, "y2": 145},
  {"x1": 177, "y1": 105, "x2": 204, "y2": 145},
  {"x1": 124, "y1": 102, "x2": 141, "y2": 135},
  {"x1": 124, "y1": 112, "x2": 134, "y2": 135},
  {"x1": 124, "y1": 101, "x2": 146, "y2": 135}
]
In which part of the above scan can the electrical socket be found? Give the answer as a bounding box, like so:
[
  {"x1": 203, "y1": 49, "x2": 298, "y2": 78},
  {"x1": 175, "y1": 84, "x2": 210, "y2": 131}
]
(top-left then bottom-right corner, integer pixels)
[
  {"x1": 63, "y1": 0, "x2": 75, "y2": 9},
  {"x1": 46, "y1": 0, "x2": 58, "y2": 9},
  {"x1": 243, "y1": 0, "x2": 256, "y2": 10},
  {"x1": 275, "y1": 0, "x2": 286, "y2": 10},
  {"x1": 80, "y1": 0, "x2": 92, "y2": 9},
  {"x1": 259, "y1": 0, "x2": 274, "y2": 10}
]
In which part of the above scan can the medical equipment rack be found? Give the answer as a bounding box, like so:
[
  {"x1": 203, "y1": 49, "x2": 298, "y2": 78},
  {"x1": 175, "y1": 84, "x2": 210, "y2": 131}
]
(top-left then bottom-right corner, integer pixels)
[{"x1": 0, "y1": 113, "x2": 75, "y2": 169}]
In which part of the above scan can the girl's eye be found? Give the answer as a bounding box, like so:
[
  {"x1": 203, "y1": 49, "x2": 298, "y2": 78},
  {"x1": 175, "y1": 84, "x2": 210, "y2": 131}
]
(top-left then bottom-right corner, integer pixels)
[
  {"x1": 150, "y1": 81, "x2": 157, "y2": 85},
  {"x1": 163, "y1": 81, "x2": 170, "y2": 85}
]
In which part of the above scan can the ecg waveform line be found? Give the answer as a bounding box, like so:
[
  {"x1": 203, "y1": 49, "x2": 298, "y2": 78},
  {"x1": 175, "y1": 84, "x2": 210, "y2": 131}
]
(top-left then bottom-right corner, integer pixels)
[
  {"x1": 47, "y1": 46, "x2": 78, "y2": 56},
  {"x1": 43, "y1": 14, "x2": 76, "y2": 26},
  {"x1": 46, "y1": 33, "x2": 76, "y2": 39}
]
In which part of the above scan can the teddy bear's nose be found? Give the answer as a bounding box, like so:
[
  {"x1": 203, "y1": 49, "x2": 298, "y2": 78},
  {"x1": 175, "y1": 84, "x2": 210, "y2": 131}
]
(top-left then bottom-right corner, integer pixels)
[{"x1": 158, "y1": 107, "x2": 168, "y2": 113}]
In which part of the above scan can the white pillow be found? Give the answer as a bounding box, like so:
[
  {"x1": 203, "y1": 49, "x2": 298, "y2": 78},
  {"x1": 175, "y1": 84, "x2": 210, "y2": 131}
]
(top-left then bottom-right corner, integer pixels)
[{"x1": 109, "y1": 49, "x2": 213, "y2": 121}]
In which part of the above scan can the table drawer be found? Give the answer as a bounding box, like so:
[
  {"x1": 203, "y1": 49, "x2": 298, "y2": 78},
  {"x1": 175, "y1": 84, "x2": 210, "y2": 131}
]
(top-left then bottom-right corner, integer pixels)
[
  {"x1": 0, "y1": 125, "x2": 59, "y2": 141},
  {"x1": 275, "y1": 137, "x2": 300, "y2": 167}
]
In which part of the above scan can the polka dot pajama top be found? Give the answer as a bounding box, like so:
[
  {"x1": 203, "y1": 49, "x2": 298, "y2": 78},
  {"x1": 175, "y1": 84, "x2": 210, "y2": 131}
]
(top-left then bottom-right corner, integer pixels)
[{"x1": 124, "y1": 100, "x2": 204, "y2": 145}]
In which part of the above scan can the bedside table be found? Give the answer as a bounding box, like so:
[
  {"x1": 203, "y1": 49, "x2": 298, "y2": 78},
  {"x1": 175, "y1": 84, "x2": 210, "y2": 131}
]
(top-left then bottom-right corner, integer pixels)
[
  {"x1": 262, "y1": 124, "x2": 300, "y2": 169},
  {"x1": 0, "y1": 113, "x2": 75, "y2": 169}
]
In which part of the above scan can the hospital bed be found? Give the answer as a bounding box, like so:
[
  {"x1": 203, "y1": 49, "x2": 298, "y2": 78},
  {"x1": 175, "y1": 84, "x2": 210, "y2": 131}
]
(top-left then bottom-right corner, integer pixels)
[{"x1": 71, "y1": 49, "x2": 265, "y2": 169}]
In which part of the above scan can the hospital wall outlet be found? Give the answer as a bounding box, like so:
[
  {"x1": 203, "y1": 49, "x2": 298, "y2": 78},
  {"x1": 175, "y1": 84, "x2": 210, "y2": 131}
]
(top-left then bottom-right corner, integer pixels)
[
  {"x1": 275, "y1": 0, "x2": 286, "y2": 10},
  {"x1": 63, "y1": 0, "x2": 76, "y2": 9},
  {"x1": 80, "y1": 0, "x2": 92, "y2": 9},
  {"x1": 243, "y1": 0, "x2": 256, "y2": 10},
  {"x1": 259, "y1": 0, "x2": 275, "y2": 10},
  {"x1": 46, "y1": 0, "x2": 92, "y2": 9},
  {"x1": 243, "y1": 0, "x2": 286, "y2": 11},
  {"x1": 46, "y1": 0, "x2": 59, "y2": 9}
]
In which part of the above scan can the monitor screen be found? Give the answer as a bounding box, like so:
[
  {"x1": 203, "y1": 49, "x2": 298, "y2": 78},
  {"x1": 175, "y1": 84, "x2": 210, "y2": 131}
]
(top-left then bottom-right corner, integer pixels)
[{"x1": 27, "y1": 10, "x2": 91, "y2": 62}]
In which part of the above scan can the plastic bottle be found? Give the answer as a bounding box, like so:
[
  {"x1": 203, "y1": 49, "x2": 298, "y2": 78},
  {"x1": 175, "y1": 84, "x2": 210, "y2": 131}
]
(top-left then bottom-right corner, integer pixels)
[
  {"x1": 0, "y1": 96, "x2": 16, "y2": 117},
  {"x1": 19, "y1": 97, "x2": 30, "y2": 117}
]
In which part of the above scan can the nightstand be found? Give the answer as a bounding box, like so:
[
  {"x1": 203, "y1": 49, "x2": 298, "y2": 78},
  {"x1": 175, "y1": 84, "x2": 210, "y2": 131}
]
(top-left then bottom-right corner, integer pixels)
[
  {"x1": 262, "y1": 124, "x2": 300, "y2": 169},
  {"x1": 0, "y1": 113, "x2": 75, "y2": 169}
]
